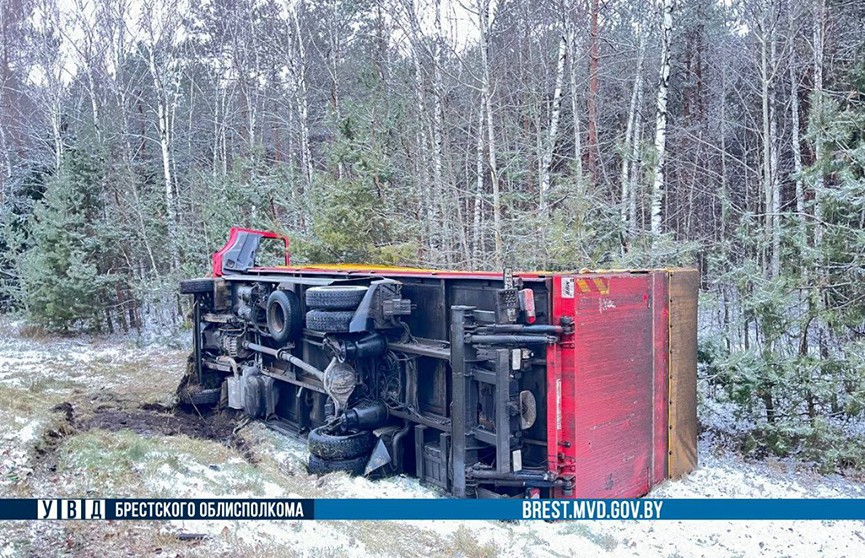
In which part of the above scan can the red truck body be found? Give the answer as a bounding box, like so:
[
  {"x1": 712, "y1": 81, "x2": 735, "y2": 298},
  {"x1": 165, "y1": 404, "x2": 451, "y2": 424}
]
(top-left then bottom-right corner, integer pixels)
[{"x1": 184, "y1": 227, "x2": 698, "y2": 498}]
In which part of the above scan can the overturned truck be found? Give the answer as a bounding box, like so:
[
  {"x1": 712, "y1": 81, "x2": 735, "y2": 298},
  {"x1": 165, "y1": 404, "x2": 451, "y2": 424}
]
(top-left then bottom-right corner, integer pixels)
[{"x1": 179, "y1": 227, "x2": 699, "y2": 498}]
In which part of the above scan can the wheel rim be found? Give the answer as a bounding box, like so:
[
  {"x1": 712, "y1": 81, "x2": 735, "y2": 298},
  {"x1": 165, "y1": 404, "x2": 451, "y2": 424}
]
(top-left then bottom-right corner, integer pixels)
[{"x1": 269, "y1": 302, "x2": 285, "y2": 334}]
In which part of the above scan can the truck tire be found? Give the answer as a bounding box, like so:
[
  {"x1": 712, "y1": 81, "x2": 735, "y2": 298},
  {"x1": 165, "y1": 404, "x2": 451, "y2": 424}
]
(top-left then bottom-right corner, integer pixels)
[
  {"x1": 178, "y1": 386, "x2": 221, "y2": 407},
  {"x1": 305, "y1": 310, "x2": 354, "y2": 333},
  {"x1": 308, "y1": 426, "x2": 374, "y2": 460},
  {"x1": 305, "y1": 286, "x2": 368, "y2": 310},
  {"x1": 307, "y1": 454, "x2": 368, "y2": 476},
  {"x1": 179, "y1": 278, "x2": 213, "y2": 295},
  {"x1": 267, "y1": 290, "x2": 303, "y2": 344}
]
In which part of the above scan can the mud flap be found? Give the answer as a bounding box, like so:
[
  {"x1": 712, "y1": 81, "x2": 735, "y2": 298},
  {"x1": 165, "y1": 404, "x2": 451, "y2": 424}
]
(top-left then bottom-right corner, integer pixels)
[{"x1": 364, "y1": 437, "x2": 392, "y2": 476}]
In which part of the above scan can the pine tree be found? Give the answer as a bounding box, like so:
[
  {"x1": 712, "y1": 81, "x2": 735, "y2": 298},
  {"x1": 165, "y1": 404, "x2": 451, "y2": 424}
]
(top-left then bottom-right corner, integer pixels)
[
  {"x1": 18, "y1": 148, "x2": 111, "y2": 330},
  {"x1": 298, "y1": 107, "x2": 415, "y2": 265}
]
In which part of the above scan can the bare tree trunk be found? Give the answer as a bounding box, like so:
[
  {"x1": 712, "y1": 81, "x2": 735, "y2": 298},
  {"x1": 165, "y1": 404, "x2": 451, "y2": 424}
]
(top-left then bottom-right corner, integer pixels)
[
  {"x1": 811, "y1": 0, "x2": 827, "y2": 362},
  {"x1": 404, "y1": 1, "x2": 435, "y2": 261},
  {"x1": 0, "y1": 1, "x2": 12, "y2": 198},
  {"x1": 586, "y1": 0, "x2": 600, "y2": 182},
  {"x1": 478, "y1": 0, "x2": 502, "y2": 267},
  {"x1": 770, "y1": 11, "x2": 780, "y2": 279},
  {"x1": 719, "y1": 64, "x2": 729, "y2": 248},
  {"x1": 473, "y1": 105, "x2": 484, "y2": 266},
  {"x1": 290, "y1": 6, "x2": 313, "y2": 196},
  {"x1": 33, "y1": 0, "x2": 65, "y2": 170},
  {"x1": 812, "y1": 0, "x2": 824, "y2": 245},
  {"x1": 539, "y1": 35, "x2": 567, "y2": 215},
  {"x1": 324, "y1": 0, "x2": 344, "y2": 179},
  {"x1": 651, "y1": 0, "x2": 673, "y2": 238},
  {"x1": 0, "y1": 107, "x2": 9, "y2": 200},
  {"x1": 83, "y1": 56, "x2": 101, "y2": 143},
  {"x1": 245, "y1": 9, "x2": 260, "y2": 153},
  {"x1": 621, "y1": 21, "x2": 645, "y2": 237},
  {"x1": 219, "y1": 86, "x2": 229, "y2": 176},
  {"x1": 105, "y1": 0, "x2": 160, "y2": 276},
  {"x1": 567, "y1": 8, "x2": 583, "y2": 186},
  {"x1": 758, "y1": 0, "x2": 780, "y2": 278},
  {"x1": 212, "y1": 83, "x2": 221, "y2": 177},
  {"x1": 147, "y1": 44, "x2": 180, "y2": 270},
  {"x1": 50, "y1": 109, "x2": 62, "y2": 170},
  {"x1": 69, "y1": 0, "x2": 101, "y2": 142},
  {"x1": 628, "y1": 99, "x2": 642, "y2": 235},
  {"x1": 788, "y1": 9, "x2": 804, "y2": 241},
  {"x1": 432, "y1": 0, "x2": 449, "y2": 263}
]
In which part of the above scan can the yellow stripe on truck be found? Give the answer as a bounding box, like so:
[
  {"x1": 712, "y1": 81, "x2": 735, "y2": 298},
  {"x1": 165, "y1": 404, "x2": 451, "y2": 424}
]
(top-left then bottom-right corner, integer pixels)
[
  {"x1": 593, "y1": 278, "x2": 609, "y2": 294},
  {"x1": 576, "y1": 279, "x2": 590, "y2": 293}
]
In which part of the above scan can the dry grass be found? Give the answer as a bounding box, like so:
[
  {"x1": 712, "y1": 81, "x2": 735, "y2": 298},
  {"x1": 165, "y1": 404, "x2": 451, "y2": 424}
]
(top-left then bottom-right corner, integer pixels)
[
  {"x1": 20, "y1": 520, "x2": 207, "y2": 557},
  {"x1": 14, "y1": 322, "x2": 54, "y2": 341},
  {"x1": 443, "y1": 526, "x2": 500, "y2": 558},
  {"x1": 338, "y1": 521, "x2": 444, "y2": 557},
  {"x1": 0, "y1": 384, "x2": 56, "y2": 416}
]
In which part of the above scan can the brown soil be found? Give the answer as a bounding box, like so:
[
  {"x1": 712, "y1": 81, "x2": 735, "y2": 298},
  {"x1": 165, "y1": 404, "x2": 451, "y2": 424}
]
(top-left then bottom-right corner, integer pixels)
[{"x1": 35, "y1": 394, "x2": 257, "y2": 469}]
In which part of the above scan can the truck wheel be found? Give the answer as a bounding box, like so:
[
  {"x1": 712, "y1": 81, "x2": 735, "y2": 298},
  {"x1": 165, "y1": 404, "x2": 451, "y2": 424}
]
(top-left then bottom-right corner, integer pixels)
[
  {"x1": 267, "y1": 290, "x2": 303, "y2": 343},
  {"x1": 307, "y1": 454, "x2": 368, "y2": 476},
  {"x1": 178, "y1": 385, "x2": 221, "y2": 407},
  {"x1": 308, "y1": 426, "x2": 374, "y2": 460},
  {"x1": 305, "y1": 286, "x2": 368, "y2": 310},
  {"x1": 179, "y1": 278, "x2": 213, "y2": 295},
  {"x1": 305, "y1": 310, "x2": 354, "y2": 333}
]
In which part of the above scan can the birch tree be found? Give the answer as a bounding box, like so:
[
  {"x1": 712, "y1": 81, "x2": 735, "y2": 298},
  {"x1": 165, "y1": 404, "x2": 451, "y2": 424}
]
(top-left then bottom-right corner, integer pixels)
[
  {"x1": 288, "y1": 2, "x2": 313, "y2": 194},
  {"x1": 650, "y1": 0, "x2": 673, "y2": 237},
  {"x1": 432, "y1": 0, "x2": 450, "y2": 263},
  {"x1": 754, "y1": 0, "x2": 780, "y2": 277},
  {"x1": 140, "y1": 0, "x2": 184, "y2": 269},
  {"x1": 400, "y1": 0, "x2": 436, "y2": 259},
  {"x1": 66, "y1": 0, "x2": 103, "y2": 142},
  {"x1": 788, "y1": 4, "x2": 805, "y2": 243},
  {"x1": 0, "y1": 0, "x2": 23, "y2": 192},
  {"x1": 473, "y1": 104, "x2": 484, "y2": 265},
  {"x1": 539, "y1": 34, "x2": 566, "y2": 215},
  {"x1": 100, "y1": 0, "x2": 161, "y2": 276},
  {"x1": 811, "y1": 0, "x2": 825, "y2": 246},
  {"x1": 620, "y1": 17, "x2": 645, "y2": 238},
  {"x1": 477, "y1": 0, "x2": 502, "y2": 266},
  {"x1": 566, "y1": 4, "x2": 583, "y2": 187},
  {"x1": 30, "y1": 0, "x2": 66, "y2": 171},
  {"x1": 585, "y1": 0, "x2": 600, "y2": 182}
]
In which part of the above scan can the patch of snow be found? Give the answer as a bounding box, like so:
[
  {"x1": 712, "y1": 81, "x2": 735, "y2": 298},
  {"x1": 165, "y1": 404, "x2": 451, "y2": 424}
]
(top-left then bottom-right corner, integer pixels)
[{"x1": 15, "y1": 421, "x2": 40, "y2": 443}]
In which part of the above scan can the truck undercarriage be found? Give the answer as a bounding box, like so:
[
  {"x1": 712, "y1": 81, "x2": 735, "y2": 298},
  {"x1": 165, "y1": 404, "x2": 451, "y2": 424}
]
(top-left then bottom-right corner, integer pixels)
[{"x1": 179, "y1": 228, "x2": 698, "y2": 499}]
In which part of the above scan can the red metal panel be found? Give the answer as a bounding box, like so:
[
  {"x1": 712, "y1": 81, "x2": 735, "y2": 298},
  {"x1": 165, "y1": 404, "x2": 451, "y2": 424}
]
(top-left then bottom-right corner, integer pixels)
[
  {"x1": 547, "y1": 278, "x2": 575, "y2": 496},
  {"x1": 651, "y1": 271, "x2": 669, "y2": 485},
  {"x1": 552, "y1": 273, "x2": 655, "y2": 498},
  {"x1": 212, "y1": 227, "x2": 289, "y2": 276}
]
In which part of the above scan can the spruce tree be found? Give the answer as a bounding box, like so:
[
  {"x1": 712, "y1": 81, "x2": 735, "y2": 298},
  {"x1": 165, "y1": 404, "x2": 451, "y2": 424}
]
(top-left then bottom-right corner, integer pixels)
[{"x1": 18, "y1": 149, "x2": 110, "y2": 330}]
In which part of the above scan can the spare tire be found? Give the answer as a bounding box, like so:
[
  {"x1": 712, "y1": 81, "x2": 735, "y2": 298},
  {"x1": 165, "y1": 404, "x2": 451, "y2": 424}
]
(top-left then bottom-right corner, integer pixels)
[
  {"x1": 178, "y1": 385, "x2": 221, "y2": 407},
  {"x1": 308, "y1": 426, "x2": 374, "y2": 460},
  {"x1": 179, "y1": 278, "x2": 213, "y2": 295},
  {"x1": 305, "y1": 310, "x2": 354, "y2": 333},
  {"x1": 267, "y1": 290, "x2": 302, "y2": 344},
  {"x1": 307, "y1": 454, "x2": 368, "y2": 476},
  {"x1": 305, "y1": 286, "x2": 368, "y2": 310}
]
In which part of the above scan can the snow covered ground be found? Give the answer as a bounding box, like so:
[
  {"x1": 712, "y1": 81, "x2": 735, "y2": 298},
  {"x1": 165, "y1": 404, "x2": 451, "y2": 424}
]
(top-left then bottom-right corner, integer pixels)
[{"x1": 0, "y1": 317, "x2": 864, "y2": 557}]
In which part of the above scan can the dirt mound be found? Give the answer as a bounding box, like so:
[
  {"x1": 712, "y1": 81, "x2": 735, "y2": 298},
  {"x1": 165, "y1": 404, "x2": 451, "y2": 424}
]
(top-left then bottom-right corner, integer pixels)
[
  {"x1": 36, "y1": 397, "x2": 257, "y2": 467},
  {"x1": 80, "y1": 406, "x2": 240, "y2": 440}
]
